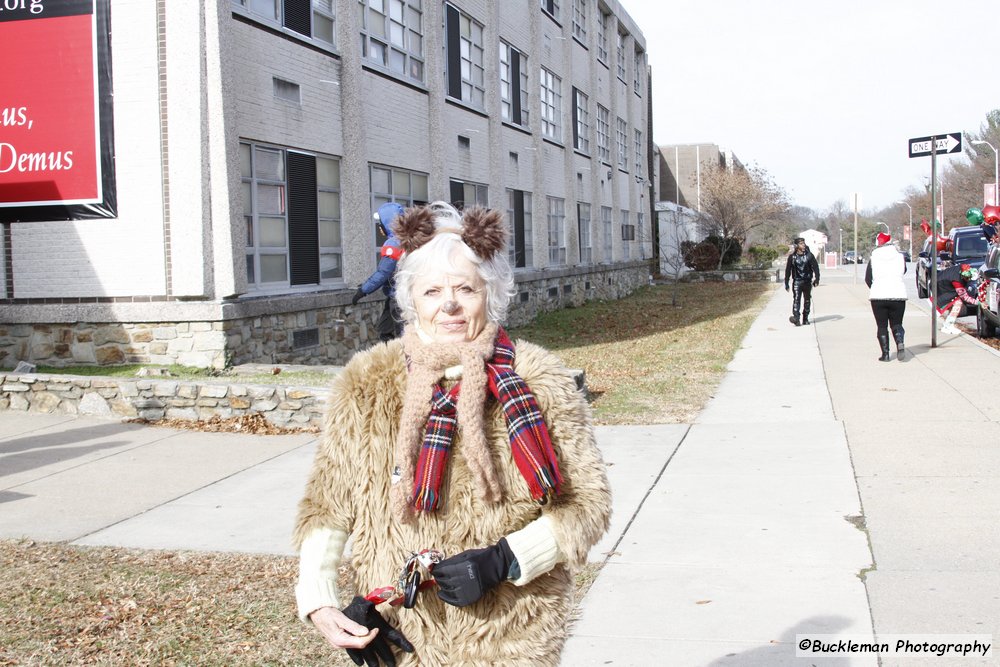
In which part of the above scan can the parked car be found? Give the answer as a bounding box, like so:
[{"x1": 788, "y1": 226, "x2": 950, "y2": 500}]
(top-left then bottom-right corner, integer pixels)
[
  {"x1": 901, "y1": 249, "x2": 911, "y2": 263},
  {"x1": 977, "y1": 243, "x2": 1000, "y2": 337},
  {"x1": 915, "y1": 226, "x2": 988, "y2": 300},
  {"x1": 843, "y1": 251, "x2": 861, "y2": 264}
]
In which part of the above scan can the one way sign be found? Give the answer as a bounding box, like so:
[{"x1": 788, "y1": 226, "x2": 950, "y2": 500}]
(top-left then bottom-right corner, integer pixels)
[{"x1": 908, "y1": 133, "x2": 962, "y2": 158}]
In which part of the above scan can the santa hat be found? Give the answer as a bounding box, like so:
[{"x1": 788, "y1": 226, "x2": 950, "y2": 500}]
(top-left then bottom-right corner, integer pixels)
[{"x1": 876, "y1": 232, "x2": 891, "y2": 246}]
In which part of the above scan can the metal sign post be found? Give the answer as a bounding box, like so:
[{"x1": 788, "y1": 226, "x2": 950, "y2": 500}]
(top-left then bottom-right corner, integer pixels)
[
  {"x1": 931, "y1": 144, "x2": 938, "y2": 348},
  {"x1": 908, "y1": 132, "x2": 962, "y2": 348}
]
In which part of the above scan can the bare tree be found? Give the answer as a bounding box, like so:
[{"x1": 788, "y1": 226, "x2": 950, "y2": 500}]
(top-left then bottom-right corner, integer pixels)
[
  {"x1": 933, "y1": 109, "x2": 1000, "y2": 221},
  {"x1": 699, "y1": 163, "x2": 792, "y2": 269},
  {"x1": 657, "y1": 205, "x2": 702, "y2": 307}
]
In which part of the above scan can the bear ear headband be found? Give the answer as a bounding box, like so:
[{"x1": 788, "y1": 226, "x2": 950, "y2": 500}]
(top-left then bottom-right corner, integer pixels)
[{"x1": 392, "y1": 205, "x2": 507, "y2": 259}]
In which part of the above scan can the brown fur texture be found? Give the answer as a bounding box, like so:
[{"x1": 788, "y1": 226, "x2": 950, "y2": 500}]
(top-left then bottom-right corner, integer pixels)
[
  {"x1": 392, "y1": 206, "x2": 436, "y2": 254},
  {"x1": 460, "y1": 207, "x2": 508, "y2": 259},
  {"x1": 294, "y1": 339, "x2": 611, "y2": 666}
]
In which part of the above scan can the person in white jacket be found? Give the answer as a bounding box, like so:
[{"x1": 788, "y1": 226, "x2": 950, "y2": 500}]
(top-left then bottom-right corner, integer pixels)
[{"x1": 865, "y1": 232, "x2": 908, "y2": 361}]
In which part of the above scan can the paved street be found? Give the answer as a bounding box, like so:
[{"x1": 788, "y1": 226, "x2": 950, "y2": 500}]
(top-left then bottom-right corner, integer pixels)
[{"x1": 2, "y1": 264, "x2": 999, "y2": 665}]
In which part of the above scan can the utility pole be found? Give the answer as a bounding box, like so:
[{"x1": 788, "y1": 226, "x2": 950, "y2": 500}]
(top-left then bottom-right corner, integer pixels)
[{"x1": 853, "y1": 193, "x2": 859, "y2": 285}]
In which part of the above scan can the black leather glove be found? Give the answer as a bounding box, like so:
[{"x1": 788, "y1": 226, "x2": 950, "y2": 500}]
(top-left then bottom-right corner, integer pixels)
[
  {"x1": 813, "y1": 280, "x2": 819, "y2": 287},
  {"x1": 351, "y1": 288, "x2": 365, "y2": 306},
  {"x1": 434, "y1": 538, "x2": 515, "y2": 607},
  {"x1": 340, "y1": 596, "x2": 414, "y2": 667},
  {"x1": 784, "y1": 285, "x2": 789, "y2": 292}
]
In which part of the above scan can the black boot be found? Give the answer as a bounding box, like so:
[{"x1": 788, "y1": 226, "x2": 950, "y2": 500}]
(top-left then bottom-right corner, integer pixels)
[
  {"x1": 789, "y1": 314, "x2": 800, "y2": 326},
  {"x1": 802, "y1": 314, "x2": 811, "y2": 325},
  {"x1": 892, "y1": 325, "x2": 905, "y2": 361},
  {"x1": 877, "y1": 333, "x2": 891, "y2": 362}
]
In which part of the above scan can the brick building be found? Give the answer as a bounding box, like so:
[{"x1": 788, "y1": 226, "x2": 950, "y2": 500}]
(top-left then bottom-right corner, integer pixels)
[
  {"x1": 0, "y1": 0, "x2": 656, "y2": 369},
  {"x1": 657, "y1": 143, "x2": 742, "y2": 212}
]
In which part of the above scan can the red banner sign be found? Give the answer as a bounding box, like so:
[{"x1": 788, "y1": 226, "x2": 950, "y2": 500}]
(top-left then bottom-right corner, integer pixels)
[{"x1": 0, "y1": 0, "x2": 116, "y2": 219}]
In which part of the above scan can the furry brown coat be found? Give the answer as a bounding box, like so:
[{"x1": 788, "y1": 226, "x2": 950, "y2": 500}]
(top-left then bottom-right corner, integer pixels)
[{"x1": 294, "y1": 338, "x2": 611, "y2": 666}]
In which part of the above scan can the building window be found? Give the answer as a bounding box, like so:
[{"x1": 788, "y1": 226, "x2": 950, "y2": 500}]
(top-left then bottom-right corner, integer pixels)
[
  {"x1": 237, "y1": 0, "x2": 278, "y2": 21},
  {"x1": 621, "y1": 209, "x2": 633, "y2": 259},
  {"x1": 572, "y1": 88, "x2": 589, "y2": 153},
  {"x1": 318, "y1": 157, "x2": 343, "y2": 282},
  {"x1": 596, "y1": 104, "x2": 610, "y2": 163},
  {"x1": 232, "y1": 0, "x2": 335, "y2": 46},
  {"x1": 577, "y1": 202, "x2": 592, "y2": 264},
  {"x1": 634, "y1": 50, "x2": 644, "y2": 94},
  {"x1": 359, "y1": 0, "x2": 424, "y2": 83},
  {"x1": 500, "y1": 41, "x2": 529, "y2": 127},
  {"x1": 242, "y1": 143, "x2": 286, "y2": 288},
  {"x1": 547, "y1": 196, "x2": 566, "y2": 265},
  {"x1": 616, "y1": 30, "x2": 626, "y2": 81},
  {"x1": 445, "y1": 5, "x2": 485, "y2": 109},
  {"x1": 370, "y1": 164, "x2": 429, "y2": 252},
  {"x1": 601, "y1": 205, "x2": 612, "y2": 262},
  {"x1": 541, "y1": 0, "x2": 559, "y2": 21},
  {"x1": 596, "y1": 10, "x2": 609, "y2": 63},
  {"x1": 571, "y1": 0, "x2": 586, "y2": 42},
  {"x1": 313, "y1": 0, "x2": 335, "y2": 44},
  {"x1": 634, "y1": 128, "x2": 643, "y2": 179},
  {"x1": 273, "y1": 77, "x2": 301, "y2": 104},
  {"x1": 507, "y1": 189, "x2": 533, "y2": 269},
  {"x1": 241, "y1": 142, "x2": 338, "y2": 289},
  {"x1": 540, "y1": 67, "x2": 562, "y2": 141},
  {"x1": 449, "y1": 179, "x2": 488, "y2": 209},
  {"x1": 616, "y1": 117, "x2": 628, "y2": 171}
]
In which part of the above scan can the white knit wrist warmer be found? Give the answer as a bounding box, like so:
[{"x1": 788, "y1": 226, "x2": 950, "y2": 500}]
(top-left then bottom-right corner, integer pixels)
[
  {"x1": 295, "y1": 527, "x2": 348, "y2": 623},
  {"x1": 504, "y1": 515, "x2": 562, "y2": 586}
]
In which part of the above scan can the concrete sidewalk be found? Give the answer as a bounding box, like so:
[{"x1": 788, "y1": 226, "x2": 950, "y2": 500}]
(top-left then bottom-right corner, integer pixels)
[
  {"x1": 563, "y1": 270, "x2": 874, "y2": 666},
  {"x1": 2, "y1": 266, "x2": 999, "y2": 666}
]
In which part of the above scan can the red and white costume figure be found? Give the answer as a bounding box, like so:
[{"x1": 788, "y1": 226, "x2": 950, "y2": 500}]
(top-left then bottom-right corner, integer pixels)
[{"x1": 934, "y1": 263, "x2": 979, "y2": 334}]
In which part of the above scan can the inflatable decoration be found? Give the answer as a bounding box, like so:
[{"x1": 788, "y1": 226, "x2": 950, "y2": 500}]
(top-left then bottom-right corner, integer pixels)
[
  {"x1": 966, "y1": 207, "x2": 984, "y2": 225},
  {"x1": 982, "y1": 205, "x2": 1000, "y2": 224},
  {"x1": 920, "y1": 218, "x2": 951, "y2": 252}
]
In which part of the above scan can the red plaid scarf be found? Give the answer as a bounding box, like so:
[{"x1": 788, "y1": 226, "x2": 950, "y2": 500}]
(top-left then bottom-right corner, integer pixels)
[{"x1": 411, "y1": 328, "x2": 563, "y2": 511}]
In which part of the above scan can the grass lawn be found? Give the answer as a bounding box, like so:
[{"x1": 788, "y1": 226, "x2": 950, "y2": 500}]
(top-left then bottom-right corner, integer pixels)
[
  {"x1": 0, "y1": 281, "x2": 774, "y2": 666},
  {"x1": 510, "y1": 282, "x2": 775, "y2": 424}
]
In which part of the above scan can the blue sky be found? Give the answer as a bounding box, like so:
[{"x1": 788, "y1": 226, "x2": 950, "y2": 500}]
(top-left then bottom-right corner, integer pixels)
[{"x1": 618, "y1": 0, "x2": 998, "y2": 213}]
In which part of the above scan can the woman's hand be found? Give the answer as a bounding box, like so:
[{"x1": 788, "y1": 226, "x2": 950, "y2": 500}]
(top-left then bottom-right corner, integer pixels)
[
  {"x1": 309, "y1": 605, "x2": 377, "y2": 651},
  {"x1": 311, "y1": 597, "x2": 414, "y2": 666}
]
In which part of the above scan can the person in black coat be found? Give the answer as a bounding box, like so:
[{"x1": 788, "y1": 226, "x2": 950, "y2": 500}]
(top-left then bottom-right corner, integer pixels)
[{"x1": 783, "y1": 237, "x2": 820, "y2": 326}]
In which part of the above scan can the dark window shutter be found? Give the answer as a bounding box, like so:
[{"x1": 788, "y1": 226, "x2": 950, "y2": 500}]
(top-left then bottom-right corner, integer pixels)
[
  {"x1": 450, "y1": 180, "x2": 465, "y2": 209},
  {"x1": 283, "y1": 0, "x2": 311, "y2": 36},
  {"x1": 287, "y1": 152, "x2": 319, "y2": 286},
  {"x1": 511, "y1": 50, "x2": 522, "y2": 123},
  {"x1": 446, "y1": 5, "x2": 462, "y2": 99},
  {"x1": 513, "y1": 191, "x2": 526, "y2": 268}
]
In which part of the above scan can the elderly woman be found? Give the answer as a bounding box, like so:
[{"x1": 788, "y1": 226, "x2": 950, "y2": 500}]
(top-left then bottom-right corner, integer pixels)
[{"x1": 294, "y1": 201, "x2": 611, "y2": 666}]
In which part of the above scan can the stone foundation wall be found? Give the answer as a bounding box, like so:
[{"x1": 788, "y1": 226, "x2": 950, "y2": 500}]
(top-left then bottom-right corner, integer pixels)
[
  {"x1": 680, "y1": 269, "x2": 778, "y2": 283},
  {"x1": 505, "y1": 261, "x2": 651, "y2": 327},
  {"x1": 0, "y1": 373, "x2": 327, "y2": 429},
  {"x1": 0, "y1": 322, "x2": 227, "y2": 370},
  {"x1": 0, "y1": 261, "x2": 653, "y2": 369}
]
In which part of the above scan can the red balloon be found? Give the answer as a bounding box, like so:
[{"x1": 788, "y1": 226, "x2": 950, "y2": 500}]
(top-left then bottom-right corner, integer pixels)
[{"x1": 983, "y1": 205, "x2": 1000, "y2": 224}]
